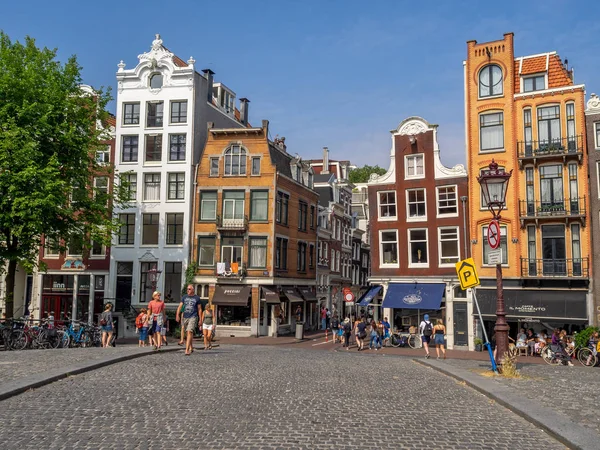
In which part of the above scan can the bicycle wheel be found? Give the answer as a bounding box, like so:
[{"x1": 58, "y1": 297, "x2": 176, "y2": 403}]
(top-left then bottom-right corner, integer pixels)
[
  {"x1": 577, "y1": 348, "x2": 597, "y2": 367},
  {"x1": 79, "y1": 331, "x2": 92, "y2": 348},
  {"x1": 10, "y1": 329, "x2": 28, "y2": 351},
  {"x1": 540, "y1": 346, "x2": 561, "y2": 365},
  {"x1": 390, "y1": 334, "x2": 401, "y2": 348},
  {"x1": 60, "y1": 331, "x2": 71, "y2": 348},
  {"x1": 47, "y1": 330, "x2": 61, "y2": 349},
  {"x1": 408, "y1": 335, "x2": 421, "y2": 349}
]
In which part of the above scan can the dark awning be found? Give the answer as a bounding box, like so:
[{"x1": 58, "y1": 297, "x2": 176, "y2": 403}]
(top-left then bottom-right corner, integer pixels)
[
  {"x1": 298, "y1": 287, "x2": 318, "y2": 302},
  {"x1": 282, "y1": 286, "x2": 303, "y2": 303},
  {"x1": 212, "y1": 285, "x2": 251, "y2": 306},
  {"x1": 356, "y1": 285, "x2": 382, "y2": 307},
  {"x1": 261, "y1": 287, "x2": 281, "y2": 304},
  {"x1": 382, "y1": 283, "x2": 445, "y2": 310}
]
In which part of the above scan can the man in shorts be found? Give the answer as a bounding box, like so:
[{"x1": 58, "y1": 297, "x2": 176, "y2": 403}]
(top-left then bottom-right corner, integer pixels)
[{"x1": 176, "y1": 285, "x2": 202, "y2": 356}]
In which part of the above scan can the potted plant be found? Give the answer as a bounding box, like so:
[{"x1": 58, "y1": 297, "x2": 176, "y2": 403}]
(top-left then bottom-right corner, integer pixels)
[{"x1": 474, "y1": 337, "x2": 483, "y2": 352}]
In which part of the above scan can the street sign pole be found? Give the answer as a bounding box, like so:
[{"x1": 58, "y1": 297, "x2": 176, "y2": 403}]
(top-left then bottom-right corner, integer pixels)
[{"x1": 472, "y1": 288, "x2": 498, "y2": 373}]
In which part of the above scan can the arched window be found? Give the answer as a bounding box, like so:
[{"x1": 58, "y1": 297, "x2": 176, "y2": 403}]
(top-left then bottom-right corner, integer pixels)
[
  {"x1": 149, "y1": 73, "x2": 163, "y2": 89},
  {"x1": 479, "y1": 64, "x2": 503, "y2": 97},
  {"x1": 224, "y1": 145, "x2": 247, "y2": 175}
]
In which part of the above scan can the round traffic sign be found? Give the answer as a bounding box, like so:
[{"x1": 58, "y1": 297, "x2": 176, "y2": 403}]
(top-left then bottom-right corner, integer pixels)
[{"x1": 488, "y1": 219, "x2": 501, "y2": 250}]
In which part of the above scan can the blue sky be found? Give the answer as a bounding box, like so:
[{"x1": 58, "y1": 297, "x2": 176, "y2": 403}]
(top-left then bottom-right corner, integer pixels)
[{"x1": 2, "y1": 0, "x2": 600, "y2": 168}]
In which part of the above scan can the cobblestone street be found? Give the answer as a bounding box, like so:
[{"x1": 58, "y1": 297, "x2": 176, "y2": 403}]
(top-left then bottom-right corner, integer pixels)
[{"x1": 0, "y1": 345, "x2": 566, "y2": 449}]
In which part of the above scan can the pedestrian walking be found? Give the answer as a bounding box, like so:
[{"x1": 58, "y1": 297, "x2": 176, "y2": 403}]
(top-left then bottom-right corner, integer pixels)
[
  {"x1": 201, "y1": 303, "x2": 215, "y2": 350},
  {"x1": 136, "y1": 308, "x2": 149, "y2": 347},
  {"x1": 355, "y1": 316, "x2": 367, "y2": 351},
  {"x1": 419, "y1": 314, "x2": 433, "y2": 358},
  {"x1": 382, "y1": 317, "x2": 391, "y2": 347},
  {"x1": 369, "y1": 319, "x2": 380, "y2": 350},
  {"x1": 342, "y1": 318, "x2": 352, "y2": 350},
  {"x1": 177, "y1": 301, "x2": 185, "y2": 346},
  {"x1": 161, "y1": 318, "x2": 169, "y2": 346},
  {"x1": 325, "y1": 308, "x2": 331, "y2": 329},
  {"x1": 99, "y1": 303, "x2": 114, "y2": 348},
  {"x1": 320, "y1": 306, "x2": 327, "y2": 331},
  {"x1": 432, "y1": 319, "x2": 446, "y2": 359},
  {"x1": 176, "y1": 285, "x2": 202, "y2": 356},
  {"x1": 147, "y1": 291, "x2": 166, "y2": 350},
  {"x1": 330, "y1": 314, "x2": 340, "y2": 343}
]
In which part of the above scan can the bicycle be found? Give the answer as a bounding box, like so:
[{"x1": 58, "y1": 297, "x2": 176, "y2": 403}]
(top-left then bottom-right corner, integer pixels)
[
  {"x1": 407, "y1": 333, "x2": 423, "y2": 349},
  {"x1": 62, "y1": 321, "x2": 92, "y2": 348},
  {"x1": 388, "y1": 331, "x2": 407, "y2": 348}
]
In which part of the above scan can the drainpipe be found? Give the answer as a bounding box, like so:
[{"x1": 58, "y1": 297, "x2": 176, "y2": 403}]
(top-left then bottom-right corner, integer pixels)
[{"x1": 460, "y1": 196, "x2": 468, "y2": 258}]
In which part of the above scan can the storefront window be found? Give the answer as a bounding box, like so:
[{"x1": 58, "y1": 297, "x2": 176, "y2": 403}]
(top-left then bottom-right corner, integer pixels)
[
  {"x1": 216, "y1": 305, "x2": 251, "y2": 326},
  {"x1": 279, "y1": 302, "x2": 289, "y2": 325},
  {"x1": 77, "y1": 275, "x2": 90, "y2": 321}
]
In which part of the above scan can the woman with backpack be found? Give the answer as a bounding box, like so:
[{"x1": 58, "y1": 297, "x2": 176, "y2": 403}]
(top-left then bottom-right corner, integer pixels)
[
  {"x1": 419, "y1": 314, "x2": 433, "y2": 359},
  {"x1": 342, "y1": 318, "x2": 352, "y2": 349},
  {"x1": 136, "y1": 308, "x2": 148, "y2": 347},
  {"x1": 99, "y1": 303, "x2": 114, "y2": 348}
]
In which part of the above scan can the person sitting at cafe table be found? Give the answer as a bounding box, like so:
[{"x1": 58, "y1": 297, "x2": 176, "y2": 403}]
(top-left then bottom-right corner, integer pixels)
[{"x1": 526, "y1": 329, "x2": 536, "y2": 355}]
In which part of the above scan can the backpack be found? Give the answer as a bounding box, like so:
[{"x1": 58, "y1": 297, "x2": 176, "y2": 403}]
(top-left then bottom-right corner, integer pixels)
[
  {"x1": 135, "y1": 314, "x2": 144, "y2": 329},
  {"x1": 423, "y1": 321, "x2": 433, "y2": 337},
  {"x1": 343, "y1": 321, "x2": 351, "y2": 332}
]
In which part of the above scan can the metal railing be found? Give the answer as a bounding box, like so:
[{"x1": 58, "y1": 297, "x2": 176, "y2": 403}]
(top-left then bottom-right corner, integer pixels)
[
  {"x1": 217, "y1": 214, "x2": 248, "y2": 231},
  {"x1": 517, "y1": 135, "x2": 583, "y2": 159},
  {"x1": 352, "y1": 193, "x2": 368, "y2": 203},
  {"x1": 519, "y1": 197, "x2": 586, "y2": 218},
  {"x1": 520, "y1": 257, "x2": 589, "y2": 277},
  {"x1": 216, "y1": 262, "x2": 246, "y2": 277}
]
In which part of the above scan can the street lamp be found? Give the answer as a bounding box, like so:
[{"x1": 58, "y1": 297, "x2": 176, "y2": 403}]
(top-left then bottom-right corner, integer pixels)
[
  {"x1": 147, "y1": 266, "x2": 162, "y2": 292},
  {"x1": 477, "y1": 160, "x2": 512, "y2": 364}
]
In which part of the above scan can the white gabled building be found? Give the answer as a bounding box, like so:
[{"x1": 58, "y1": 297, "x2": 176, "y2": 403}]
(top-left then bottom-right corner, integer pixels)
[{"x1": 108, "y1": 34, "x2": 248, "y2": 320}]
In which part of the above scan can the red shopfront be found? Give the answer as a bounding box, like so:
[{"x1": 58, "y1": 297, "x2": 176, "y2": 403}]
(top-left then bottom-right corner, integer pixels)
[{"x1": 41, "y1": 274, "x2": 105, "y2": 322}]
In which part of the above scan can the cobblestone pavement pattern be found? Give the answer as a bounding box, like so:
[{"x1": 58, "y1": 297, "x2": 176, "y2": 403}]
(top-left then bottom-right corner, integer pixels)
[
  {"x1": 0, "y1": 346, "x2": 147, "y2": 384},
  {"x1": 442, "y1": 358, "x2": 600, "y2": 435},
  {"x1": 0, "y1": 346, "x2": 566, "y2": 449}
]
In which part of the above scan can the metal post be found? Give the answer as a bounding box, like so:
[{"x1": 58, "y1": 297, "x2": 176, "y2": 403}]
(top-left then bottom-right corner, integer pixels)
[
  {"x1": 472, "y1": 289, "x2": 498, "y2": 373},
  {"x1": 460, "y1": 196, "x2": 468, "y2": 258},
  {"x1": 494, "y1": 262, "x2": 509, "y2": 364}
]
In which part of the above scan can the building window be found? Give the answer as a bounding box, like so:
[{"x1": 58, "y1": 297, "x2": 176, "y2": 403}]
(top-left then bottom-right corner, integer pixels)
[
  {"x1": 408, "y1": 229, "x2": 428, "y2": 266},
  {"x1": 378, "y1": 191, "x2": 397, "y2": 219},
  {"x1": 480, "y1": 112, "x2": 504, "y2": 152},
  {"x1": 297, "y1": 242, "x2": 307, "y2": 272},
  {"x1": 122, "y1": 135, "x2": 138, "y2": 162},
  {"x1": 483, "y1": 225, "x2": 507, "y2": 265},
  {"x1": 537, "y1": 105, "x2": 561, "y2": 148},
  {"x1": 197, "y1": 237, "x2": 216, "y2": 267},
  {"x1": 146, "y1": 101, "x2": 163, "y2": 127},
  {"x1": 437, "y1": 186, "x2": 457, "y2": 216},
  {"x1": 120, "y1": 172, "x2": 137, "y2": 202},
  {"x1": 143, "y1": 173, "x2": 161, "y2": 201},
  {"x1": 96, "y1": 146, "x2": 110, "y2": 164},
  {"x1": 331, "y1": 248, "x2": 335, "y2": 271},
  {"x1": 169, "y1": 134, "x2": 186, "y2": 161},
  {"x1": 118, "y1": 213, "x2": 135, "y2": 245},
  {"x1": 298, "y1": 201, "x2": 308, "y2": 231},
  {"x1": 166, "y1": 213, "x2": 184, "y2": 245},
  {"x1": 123, "y1": 102, "x2": 140, "y2": 125},
  {"x1": 142, "y1": 213, "x2": 159, "y2": 246},
  {"x1": 220, "y1": 236, "x2": 243, "y2": 266},
  {"x1": 115, "y1": 262, "x2": 133, "y2": 302},
  {"x1": 93, "y1": 177, "x2": 108, "y2": 205},
  {"x1": 251, "y1": 157, "x2": 261, "y2": 175},
  {"x1": 276, "y1": 237, "x2": 288, "y2": 269},
  {"x1": 210, "y1": 157, "x2": 219, "y2": 176},
  {"x1": 310, "y1": 205, "x2": 315, "y2": 229},
  {"x1": 149, "y1": 73, "x2": 163, "y2": 89},
  {"x1": 568, "y1": 163, "x2": 579, "y2": 213},
  {"x1": 44, "y1": 237, "x2": 60, "y2": 257},
  {"x1": 224, "y1": 145, "x2": 247, "y2": 176},
  {"x1": 566, "y1": 103, "x2": 576, "y2": 151},
  {"x1": 540, "y1": 164, "x2": 563, "y2": 209},
  {"x1": 571, "y1": 224, "x2": 582, "y2": 276},
  {"x1": 380, "y1": 230, "x2": 398, "y2": 265},
  {"x1": 478, "y1": 64, "x2": 503, "y2": 97},
  {"x1": 167, "y1": 173, "x2": 185, "y2": 200},
  {"x1": 523, "y1": 75, "x2": 545, "y2": 93},
  {"x1": 145, "y1": 134, "x2": 162, "y2": 162},
  {"x1": 163, "y1": 262, "x2": 182, "y2": 303},
  {"x1": 527, "y1": 225, "x2": 536, "y2": 275},
  {"x1": 595, "y1": 123, "x2": 600, "y2": 149},
  {"x1": 170, "y1": 100, "x2": 187, "y2": 124},
  {"x1": 276, "y1": 191, "x2": 289, "y2": 225},
  {"x1": 223, "y1": 191, "x2": 245, "y2": 220},
  {"x1": 200, "y1": 191, "x2": 217, "y2": 221},
  {"x1": 525, "y1": 167, "x2": 535, "y2": 214},
  {"x1": 407, "y1": 189, "x2": 426, "y2": 220},
  {"x1": 438, "y1": 227, "x2": 459, "y2": 265},
  {"x1": 523, "y1": 109, "x2": 533, "y2": 156},
  {"x1": 541, "y1": 225, "x2": 566, "y2": 275},
  {"x1": 250, "y1": 191, "x2": 268, "y2": 221},
  {"x1": 91, "y1": 240, "x2": 105, "y2": 257},
  {"x1": 249, "y1": 237, "x2": 267, "y2": 268},
  {"x1": 405, "y1": 154, "x2": 424, "y2": 178},
  {"x1": 309, "y1": 244, "x2": 314, "y2": 268},
  {"x1": 139, "y1": 262, "x2": 157, "y2": 303}
]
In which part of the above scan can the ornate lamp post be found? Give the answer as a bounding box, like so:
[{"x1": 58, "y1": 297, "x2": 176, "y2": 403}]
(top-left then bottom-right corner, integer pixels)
[
  {"x1": 147, "y1": 266, "x2": 162, "y2": 292},
  {"x1": 477, "y1": 160, "x2": 512, "y2": 364}
]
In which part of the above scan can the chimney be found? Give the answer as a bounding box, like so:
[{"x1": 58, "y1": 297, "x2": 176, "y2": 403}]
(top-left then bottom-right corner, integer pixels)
[
  {"x1": 262, "y1": 119, "x2": 269, "y2": 136},
  {"x1": 322, "y1": 147, "x2": 329, "y2": 174},
  {"x1": 202, "y1": 69, "x2": 215, "y2": 103},
  {"x1": 239, "y1": 98, "x2": 250, "y2": 126}
]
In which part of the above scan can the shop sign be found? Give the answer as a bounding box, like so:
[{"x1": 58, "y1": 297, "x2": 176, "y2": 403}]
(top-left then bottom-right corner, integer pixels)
[{"x1": 455, "y1": 258, "x2": 480, "y2": 290}]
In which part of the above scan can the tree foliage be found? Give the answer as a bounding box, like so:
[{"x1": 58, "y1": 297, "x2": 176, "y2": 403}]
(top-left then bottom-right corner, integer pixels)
[
  {"x1": 0, "y1": 32, "x2": 125, "y2": 317},
  {"x1": 348, "y1": 164, "x2": 387, "y2": 184}
]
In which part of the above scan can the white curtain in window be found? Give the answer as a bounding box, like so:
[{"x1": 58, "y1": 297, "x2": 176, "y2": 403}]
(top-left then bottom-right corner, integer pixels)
[
  {"x1": 250, "y1": 240, "x2": 266, "y2": 267},
  {"x1": 481, "y1": 125, "x2": 503, "y2": 150},
  {"x1": 145, "y1": 177, "x2": 160, "y2": 200}
]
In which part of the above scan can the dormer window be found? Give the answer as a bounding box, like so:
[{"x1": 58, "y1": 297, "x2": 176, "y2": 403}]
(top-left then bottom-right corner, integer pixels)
[
  {"x1": 224, "y1": 145, "x2": 246, "y2": 176},
  {"x1": 296, "y1": 165, "x2": 301, "y2": 182},
  {"x1": 149, "y1": 73, "x2": 163, "y2": 89},
  {"x1": 523, "y1": 75, "x2": 545, "y2": 92},
  {"x1": 479, "y1": 64, "x2": 503, "y2": 98}
]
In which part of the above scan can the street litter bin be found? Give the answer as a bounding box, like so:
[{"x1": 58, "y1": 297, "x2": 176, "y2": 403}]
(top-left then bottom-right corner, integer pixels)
[{"x1": 295, "y1": 322, "x2": 304, "y2": 340}]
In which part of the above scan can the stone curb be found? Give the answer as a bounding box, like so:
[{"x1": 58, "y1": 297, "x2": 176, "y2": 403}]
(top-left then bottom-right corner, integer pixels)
[
  {"x1": 415, "y1": 358, "x2": 597, "y2": 450},
  {"x1": 0, "y1": 347, "x2": 180, "y2": 402}
]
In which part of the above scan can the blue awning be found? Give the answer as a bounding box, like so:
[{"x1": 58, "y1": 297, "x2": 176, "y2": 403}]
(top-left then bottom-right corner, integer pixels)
[
  {"x1": 356, "y1": 285, "x2": 382, "y2": 307},
  {"x1": 382, "y1": 283, "x2": 445, "y2": 310}
]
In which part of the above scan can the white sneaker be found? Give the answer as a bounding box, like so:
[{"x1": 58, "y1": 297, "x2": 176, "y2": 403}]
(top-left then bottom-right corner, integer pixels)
[{"x1": 567, "y1": 361, "x2": 574, "y2": 367}]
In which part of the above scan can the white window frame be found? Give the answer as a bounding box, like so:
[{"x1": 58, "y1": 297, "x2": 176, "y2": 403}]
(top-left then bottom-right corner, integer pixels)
[
  {"x1": 377, "y1": 191, "x2": 397, "y2": 220},
  {"x1": 405, "y1": 154, "x2": 425, "y2": 179},
  {"x1": 436, "y1": 185, "x2": 458, "y2": 217},
  {"x1": 521, "y1": 73, "x2": 546, "y2": 93},
  {"x1": 143, "y1": 173, "x2": 161, "y2": 202},
  {"x1": 407, "y1": 228, "x2": 429, "y2": 268},
  {"x1": 91, "y1": 240, "x2": 106, "y2": 258},
  {"x1": 379, "y1": 229, "x2": 399, "y2": 268},
  {"x1": 44, "y1": 237, "x2": 60, "y2": 258},
  {"x1": 482, "y1": 225, "x2": 508, "y2": 266},
  {"x1": 438, "y1": 226, "x2": 460, "y2": 267},
  {"x1": 251, "y1": 156, "x2": 261, "y2": 176},
  {"x1": 96, "y1": 146, "x2": 110, "y2": 165},
  {"x1": 597, "y1": 161, "x2": 600, "y2": 199},
  {"x1": 167, "y1": 172, "x2": 185, "y2": 201},
  {"x1": 406, "y1": 188, "x2": 427, "y2": 222},
  {"x1": 223, "y1": 145, "x2": 247, "y2": 176},
  {"x1": 595, "y1": 123, "x2": 600, "y2": 150},
  {"x1": 479, "y1": 111, "x2": 504, "y2": 153}
]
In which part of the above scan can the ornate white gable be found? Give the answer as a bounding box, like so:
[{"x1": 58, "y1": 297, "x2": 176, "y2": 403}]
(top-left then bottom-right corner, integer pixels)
[
  {"x1": 393, "y1": 116, "x2": 432, "y2": 136},
  {"x1": 586, "y1": 93, "x2": 600, "y2": 113}
]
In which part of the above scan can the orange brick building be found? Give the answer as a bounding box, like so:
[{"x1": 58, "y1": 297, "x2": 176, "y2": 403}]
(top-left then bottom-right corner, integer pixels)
[
  {"x1": 465, "y1": 33, "x2": 591, "y2": 337},
  {"x1": 192, "y1": 121, "x2": 319, "y2": 337}
]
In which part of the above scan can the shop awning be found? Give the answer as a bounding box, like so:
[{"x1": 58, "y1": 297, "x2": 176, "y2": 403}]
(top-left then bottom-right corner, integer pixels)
[
  {"x1": 382, "y1": 283, "x2": 445, "y2": 310},
  {"x1": 356, "y1": 285, "x2": 382, "y2": 307},
  {"x1": 298, "y1": 287, "x2": 318, "y2": 302},
  {"x1": 212, "y1": 285, "x2": 251, "y2": 306},
  {"x1": 282, "y1": 287, "x2": 303, "y2": 303},
  {"x1": 261, "y1": 287, "x2": 281, "y2": 304}
]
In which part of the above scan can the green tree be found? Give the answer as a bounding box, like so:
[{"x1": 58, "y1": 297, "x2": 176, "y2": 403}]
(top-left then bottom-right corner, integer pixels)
[
  {"x1": 0, "y1": 32, "x2": 126, "y2": 318},
  {"x1": 348, "y1": 164, "x2": 387, "y2": 184}
]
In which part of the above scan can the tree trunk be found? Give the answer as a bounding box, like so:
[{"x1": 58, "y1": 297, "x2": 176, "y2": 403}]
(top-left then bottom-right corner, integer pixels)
[{"x1": 4, "y1": 259, "x2": 16, "y2": 318}]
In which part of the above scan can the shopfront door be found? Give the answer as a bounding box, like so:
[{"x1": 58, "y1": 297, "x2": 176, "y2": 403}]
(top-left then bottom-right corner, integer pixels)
[
  {"x1": 42, "y1": 295, "x2": 71, "y2": 323},
  {"x1": 453, "y1": 302, "x2": 468, "y2": 346}
]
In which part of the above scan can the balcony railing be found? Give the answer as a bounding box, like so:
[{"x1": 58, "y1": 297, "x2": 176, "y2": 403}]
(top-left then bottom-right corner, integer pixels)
[
  {"x1": 216, "y1": 215, "x2": 248, "y2": 231},
  {"x1": 517, "y1": 135, "x2": 584, "y2": 165},
  {"x1": 519, "y1": 197, "x2": 586, "y2": 221},
  {"x1": 520, "y1": 258, "x2": 589, "y2": 278},
  {"x1": 216, "y1": 262, "x2": 246, "y2": 278},
  {"x1": 352, "y1": 193, "x2": 368, "y2": 204}
]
